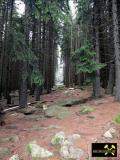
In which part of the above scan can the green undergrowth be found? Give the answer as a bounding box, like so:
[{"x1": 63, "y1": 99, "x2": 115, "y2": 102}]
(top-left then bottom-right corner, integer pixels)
[
  {"x1": 115, "y1": 114, "x2": 120, "y2": 124},
  {"x1": 80, "y1": 106, "x2": 95, "y2": 114}
]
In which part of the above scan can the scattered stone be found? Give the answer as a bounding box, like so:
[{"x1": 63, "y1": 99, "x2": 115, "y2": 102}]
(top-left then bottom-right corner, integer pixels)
[
  {"x1": 51, "y1": 86, "x2": 57, "y2": 91},
  {"x1": 56, "y1": 99, "x2": 81, "y2": 107},
  {"x1": 9, "y1": 154, "x2": 20, "y2": 160},
  {"x1": 80, "y1": 106, "x2": 94, "y2": 114},
  {"x1": 51, "y1": 132, "x2": 83, "y2": 159},
  {"x1": 104, "y1": 127, "x2": 116, "y2": 139},
  {"x1": 0, "y1": 135, "x2": 19, "y2": 143},
  {"x1": 30, "y1": 124, "x2": 61, "y2": 131},
  {"x1": 62, "y1": 139, "x2": 72, "y2": 147},
  {"x1": 51, "y1": 132, "x2": 81, "y2": 146},
  {"x1": 60, "y1": 145, "x2": 69, "y2": 158},
  {"x1": 0, "y1": 147, "x2": 11, "y2": 159},
  {"x1": 5, "y1": 125, "x2": 17, "y2": 129},
  {"x1": 94, "y1": 99, "x2": 108, "y2": 105},
  {"x1": 56, "y1": 85, "x2": 65, "y2": 90},
  {"x1": 104, "y1": 131, "x2": 113, "y2": 139},
  {"x1": 25, "y1": 114, "x2": 45, "y2": 121},
  {"x1": 27, "y1": 141, "x2": 53, "y2": 159},
  {"x1": 19, "y1": 107, "x2": 36, "y2": 115},
  {"x1": 87, "y1": 115, "x2": 95, "y2": 119},
  {"x1": 109, "y1": 128, "x2": 116, "y2": 134},
  {"x1": 60, "y1": 145, "x2": 84, "y2": 159},
  {"x1": 64, "y1": 91, "x2": 69, "y2": 94},
  {"x1": 35, "y1": 101, "x2": 44, "y2": 108},
  {"x1": 42, "y1": 104, "x2": 48, "y2": 111},
  {"x1": 51, "y1": 131, "x2": 66, "y2": 145},
  {"x1": 49, "y1": 125, "x2": 61, "y2": 129},
  {"x1": 45, "y1": 105, "x2": 72, "y2": 119},
  {"x1": 67, "y1": 134, "x2": 81, "y2": 142},
  {"x1": 69, "y1": 88, "x2": 75, "y2": 90}
]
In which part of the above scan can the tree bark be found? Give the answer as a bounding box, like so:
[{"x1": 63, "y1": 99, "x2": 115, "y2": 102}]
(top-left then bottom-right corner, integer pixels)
[
  {"x1": 106, "y1": 64, "x2": 115, "y2": 94},
  {"x1": 19, "y1": 0, "x2": 30, "y2": 107},
  {"x1": 112, "y1": 0, "x2": 120, "y2": 101},
  {"x1": 93, "y1": 0, "x2": 101, "y2": 97}
]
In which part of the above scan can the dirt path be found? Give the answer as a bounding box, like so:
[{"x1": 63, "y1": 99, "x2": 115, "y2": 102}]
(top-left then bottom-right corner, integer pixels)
[{"x1": 0, "y1": 88, "x2": 120, "y2": 160}]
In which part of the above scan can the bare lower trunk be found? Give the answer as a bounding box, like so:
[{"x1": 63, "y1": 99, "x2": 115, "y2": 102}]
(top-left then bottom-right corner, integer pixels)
[
  {"x1": 64, "y1": 53, "x2": 70, "y2": 87},
  {"x1": 19, "y1": 62, "x2": 27, "y2": 107},
  {"x1": 112, "y1": 0, "x2": 120, "y2": 101},
  {"x1": 106, "y1": 64, "x2": 115, "y2": 94},
  {"x1": 35, "y1": 86, "x2": 40, "y2": 101},
  {"x1": 93, "y1": 71, "x2": 101, "y2": 97},
  {"x1": 94, "y1": 29, "x2": 101, "y2": 97},
  {"x1": 93, "y1": 0, "x2": 101, "y2": 97}
]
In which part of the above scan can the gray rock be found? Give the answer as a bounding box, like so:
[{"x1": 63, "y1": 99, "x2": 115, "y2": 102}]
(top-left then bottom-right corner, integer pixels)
[
  {"x1": 52, "y1": 132, "x2": 83, "y2": 159},
  {"x1": 25, "y1": 114, "x2": 45, "y2": 121},
  {"x1": 67, "y1": 134, "x2": 81, "y2": 143},
  {"x1": 27, "y1": 141, "x2": 53, "y2": 159},
  {"x1": 56, "y1": 99, "x2": 81, "y2": 107},
  {"x1": 0, "y1": 135, "x2": 19, "y2": 143},
  {"x1": 109, "y1": 128, "x2": 116, "y2": 134},
  {"x1": 19, "y1": 107, "x2": 36, "y2": 115},
  {"x1": 104, "y1": 131, "x2": 113, "y2": 139},
  {"x1": 51, "y1": 131, "x2": 66, "y2": 145},
  {"x1": 5, "y1": 125, "x2": 18, "y2": 129},
  {"x1": 80, "y1": 106, "x2": 94, "y2": 114},
  {"x1": 104, "y1": 128, "x2": 116, "y2": 139},
  {"x1": 45, "y1": 105, "x2": 72, "y2": 119},
  {"x1": 60, "y1": 145, "x2": 84, "y2": 159},
  {"x1": 0, "y1": 147, "x2": 11, "y2": 159},
  {"x1": 94, "y1": 99, "x2": 108, "y2": 105},
  {"x1": 9, "y1": 154, "x2": 20, "y2": 160},
  {"x1": 52, "y1": 132, "x2": 81, "y2": 146},
  {"x1": 30, "y1": 124, "x2": 61, "y2": 131}
]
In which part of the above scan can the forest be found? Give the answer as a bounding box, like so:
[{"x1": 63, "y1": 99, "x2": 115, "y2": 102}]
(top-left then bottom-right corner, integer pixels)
[{"x1": 0, "y1": 0, "x2": 120, "y2": 160}]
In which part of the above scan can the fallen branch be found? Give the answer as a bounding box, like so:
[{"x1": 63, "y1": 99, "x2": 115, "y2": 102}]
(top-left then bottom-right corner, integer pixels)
[{"x1": 2, "y1": 100, "x2": 46, "y2": 113}]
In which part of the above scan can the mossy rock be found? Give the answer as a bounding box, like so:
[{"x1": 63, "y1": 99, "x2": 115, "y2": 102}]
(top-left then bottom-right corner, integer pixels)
[
  {"x1": 25, "y1": 115, "x2": 46, "y2": 121},
  {"x1": 0, "y1": 135, "x2": 19, "y2": 143},
  {"x1": 45, "y1": 105, "x2": 72, "y2": 119},
  {"x1": 0, "y1": 147, "x2": 11, "y2": 159},
  {"x1": 80, "y1": 106, "x2": 95, "y2": 114},
  {"x1": 56, "y1": 99, "x2": 81, "y2": 107},
  {"x1": 115, "y1": 114, "x2": 120, "y2": 124}
]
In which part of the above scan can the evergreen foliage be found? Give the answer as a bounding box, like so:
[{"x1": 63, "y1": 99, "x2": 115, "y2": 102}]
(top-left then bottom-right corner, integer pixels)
[
  {"x1": 8, "y1": 28, "x2": 36, "y2": 62},
  {"x1": 31, "y1": 70, "x2": 44, "y2": 87},
  {"x1": 72, "y1": 43, "x2": 106, "y2": 74}
]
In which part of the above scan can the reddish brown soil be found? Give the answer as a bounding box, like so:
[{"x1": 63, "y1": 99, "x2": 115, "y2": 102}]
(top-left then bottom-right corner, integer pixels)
[{"x1": 0, "y1": 88, "x2": 120, "y2": 160}]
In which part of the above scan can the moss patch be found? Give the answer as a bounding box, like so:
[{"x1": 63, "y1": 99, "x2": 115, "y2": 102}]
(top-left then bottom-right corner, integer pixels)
[
  {"x1": 80, "y1": 106, "x2": 95, "y2": 114},
  {"x1": 115, "y1": 114, "x2": 120, "y2": 124},
  {"x1": 45, "y1": 105, "x2": 72, "y2": 119}
]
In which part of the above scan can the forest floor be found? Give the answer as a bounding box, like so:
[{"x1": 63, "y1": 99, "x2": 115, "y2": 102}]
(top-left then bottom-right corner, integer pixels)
[{"x1": 0, "y1": 86, "x2": 120, "y2": 160}]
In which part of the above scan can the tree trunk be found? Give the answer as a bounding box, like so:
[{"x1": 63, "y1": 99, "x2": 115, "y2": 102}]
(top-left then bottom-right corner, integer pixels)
[
  {"x1": 93, "y1": 0, "x2": 101, "y2": 97},
  {"x1": 19, "y1": 0, "x2": 30, "y2": 107},
  {"x1": 112, "y1": 0, "x2": 120, "y2": 101},
  {"x1": 106, "y1": 64, "x2": 115, "y2": 94},
  {"x1": 19, "y1": 62, "x2": 27, "y2": 107},
  {"x1": 93, "y1": 27, "x2": 101, "y2": 97},
  {"x1": 64, "y1": 53, "x2": 70, "y2": 87},
  {"x1": 47, "y1": 20, "x2": 54, "y2": 93}
]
